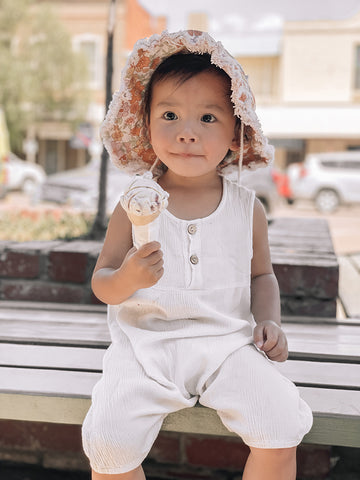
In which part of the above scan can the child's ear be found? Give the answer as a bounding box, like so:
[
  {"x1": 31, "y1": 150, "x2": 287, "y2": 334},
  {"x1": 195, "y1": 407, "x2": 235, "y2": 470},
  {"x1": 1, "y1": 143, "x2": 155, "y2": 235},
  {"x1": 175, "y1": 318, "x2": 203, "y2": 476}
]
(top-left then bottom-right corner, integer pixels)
[
  {"x1": 229, "y1": 119, "x2": 241, "y2": 151},
  {"x1": 229, "y1": 134, "x2": 240, "y2": 152}
]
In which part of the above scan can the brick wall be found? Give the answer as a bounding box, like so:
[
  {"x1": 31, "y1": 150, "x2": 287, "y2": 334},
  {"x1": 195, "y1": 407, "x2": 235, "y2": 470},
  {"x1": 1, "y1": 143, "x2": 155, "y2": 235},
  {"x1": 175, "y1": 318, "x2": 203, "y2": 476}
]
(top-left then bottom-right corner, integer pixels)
[
  {"x1": 0, "y1": 218, "x2": 339, "y2": 316},
  {"x1": 0, "y1": 218, "x2": 340, "y2": 478},
  {"x1": 0, "y1": 420, "x2": 334, "y2": 479},
  {"x1": 0, "y1": 240, "x2": 102, "y2": 304}
]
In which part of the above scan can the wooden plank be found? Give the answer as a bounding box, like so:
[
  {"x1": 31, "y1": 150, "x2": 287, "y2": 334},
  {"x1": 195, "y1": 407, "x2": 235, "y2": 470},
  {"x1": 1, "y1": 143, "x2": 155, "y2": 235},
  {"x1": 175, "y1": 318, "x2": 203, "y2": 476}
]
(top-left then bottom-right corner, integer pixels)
[
  {"x1": 0, "y1": 307, "x2": 107, "y2": 325},
  {"x1": 338, "y1": 255, "x2": 360, "y2": 318},
  {"x1": 0, "y1": 393, "x2": 90, "y2": 425},
  {"x1": 283, "y1": 323, "x2": 360, "y2": 362},
  {"x1": 0, "y1": 318, "x2": 110, "y2": 346},
  {"x1": 0, "y1": 301, "x2": 106, "y2": 314},
  {"x1": 1, "y1": 389, "x2": 359, "y2": 447},
  {"x1": 1, "y1": 314, "x2": 360, "y2": 361},
  {"x1": 276, "y1": 361, "x2": 360, "y2": 389},
  {"x1": 0, "y1": 344, "x2": 105, "y2": 371},
  {"x1": 282, "y1": 315, "x2": 360, "y2": 326},
  {"x1": 2, "y1": 345, "x2": 360, "y2": 390},
  {"x1": 0, "y1": 367, "x2": 101, "y2": 397},
  {"x1": 0, "y1": 367, "x2": 360, "y2": 410},
  {"x1": 268, "y1": 217, "x2": 330, "y2": 233}
]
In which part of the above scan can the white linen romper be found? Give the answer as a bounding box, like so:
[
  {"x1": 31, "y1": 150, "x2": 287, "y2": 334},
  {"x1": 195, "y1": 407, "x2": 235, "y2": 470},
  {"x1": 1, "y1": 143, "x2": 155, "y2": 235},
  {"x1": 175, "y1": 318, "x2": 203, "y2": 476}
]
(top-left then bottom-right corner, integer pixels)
[{"x1": 82, "y1": 178, "x2": 313, "y2": 475}]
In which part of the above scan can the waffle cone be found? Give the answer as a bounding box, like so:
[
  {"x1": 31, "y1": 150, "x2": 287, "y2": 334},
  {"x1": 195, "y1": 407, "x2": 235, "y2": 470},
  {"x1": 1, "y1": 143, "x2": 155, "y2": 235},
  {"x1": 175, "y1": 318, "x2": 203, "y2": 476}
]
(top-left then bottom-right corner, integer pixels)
[{"x1": 127, "y1": 211, "x2": 161, "y2": 226}]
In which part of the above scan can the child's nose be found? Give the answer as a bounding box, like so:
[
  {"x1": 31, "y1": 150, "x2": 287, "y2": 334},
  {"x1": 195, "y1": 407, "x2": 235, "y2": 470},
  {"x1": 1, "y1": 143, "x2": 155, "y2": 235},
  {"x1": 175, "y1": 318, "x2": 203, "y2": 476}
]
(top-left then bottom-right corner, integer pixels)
[{"x1": 176, "y1": 124, "x2": 198, "y2": 143}]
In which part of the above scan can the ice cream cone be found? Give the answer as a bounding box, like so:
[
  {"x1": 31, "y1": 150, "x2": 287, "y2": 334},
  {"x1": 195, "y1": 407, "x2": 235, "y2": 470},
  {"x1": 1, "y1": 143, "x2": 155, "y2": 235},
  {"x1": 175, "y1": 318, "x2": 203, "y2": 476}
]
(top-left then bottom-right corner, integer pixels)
[
  {"x1": 120, "y1": 172, "x2": 169, "y2": 247},
  {"x1": 127, "y1": 211, "x2": 162, "y2": 226}
]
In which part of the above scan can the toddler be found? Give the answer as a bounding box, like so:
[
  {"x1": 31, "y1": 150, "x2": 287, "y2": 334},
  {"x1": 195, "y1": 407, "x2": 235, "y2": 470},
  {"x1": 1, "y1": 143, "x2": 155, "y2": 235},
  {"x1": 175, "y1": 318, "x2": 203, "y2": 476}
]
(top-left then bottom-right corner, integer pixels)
[{"x1": 82, "y1": 30, "x2": 313, "y2": 480}]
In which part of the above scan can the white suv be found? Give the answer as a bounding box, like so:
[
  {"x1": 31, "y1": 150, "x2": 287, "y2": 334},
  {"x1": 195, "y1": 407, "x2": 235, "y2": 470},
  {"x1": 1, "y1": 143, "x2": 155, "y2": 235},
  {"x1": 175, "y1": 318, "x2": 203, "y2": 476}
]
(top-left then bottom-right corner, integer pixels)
[{"x1": 288, "y1": 152, "x2": 360, "y2": 213}]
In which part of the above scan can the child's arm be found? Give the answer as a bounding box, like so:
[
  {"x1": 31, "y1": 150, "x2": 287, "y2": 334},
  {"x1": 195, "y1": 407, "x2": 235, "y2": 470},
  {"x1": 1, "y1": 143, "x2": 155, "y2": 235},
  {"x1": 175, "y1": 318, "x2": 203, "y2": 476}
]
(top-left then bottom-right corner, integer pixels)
[
  {"x1": 250, "y1": 198, "x2": 288, "y2": 362},
  {"x1": 91, "y1": 202, "x2": 164, "y2": 305}
]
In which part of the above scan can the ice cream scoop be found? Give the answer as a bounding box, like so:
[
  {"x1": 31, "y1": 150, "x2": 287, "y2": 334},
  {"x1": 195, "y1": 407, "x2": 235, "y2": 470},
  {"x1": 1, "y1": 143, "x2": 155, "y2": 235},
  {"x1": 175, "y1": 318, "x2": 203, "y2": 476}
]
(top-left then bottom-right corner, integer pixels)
[{"x1": 120, "y1": 171, "x2": 169, "y2": 248}]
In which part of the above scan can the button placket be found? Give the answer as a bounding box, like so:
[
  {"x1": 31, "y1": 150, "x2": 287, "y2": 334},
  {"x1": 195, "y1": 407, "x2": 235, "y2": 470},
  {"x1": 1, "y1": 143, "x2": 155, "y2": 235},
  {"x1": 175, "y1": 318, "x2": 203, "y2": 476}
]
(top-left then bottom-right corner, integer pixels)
[
  {"x1": 187, "y1": 222, "x2": 202, "y2": 288},
  {"x1": 190, "y1": 254, "x2": 199, "y2": 265},
  {"x1": 187, "y1": 223, "x2": 197, "y2": 235}
]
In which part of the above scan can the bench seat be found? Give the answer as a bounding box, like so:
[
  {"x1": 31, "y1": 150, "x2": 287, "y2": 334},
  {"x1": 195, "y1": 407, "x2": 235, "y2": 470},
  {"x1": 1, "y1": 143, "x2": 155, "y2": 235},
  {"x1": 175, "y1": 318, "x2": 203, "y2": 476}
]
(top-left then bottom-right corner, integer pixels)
[{"x1": 0, "y1": 301, "x2": 359, "y2": 448}]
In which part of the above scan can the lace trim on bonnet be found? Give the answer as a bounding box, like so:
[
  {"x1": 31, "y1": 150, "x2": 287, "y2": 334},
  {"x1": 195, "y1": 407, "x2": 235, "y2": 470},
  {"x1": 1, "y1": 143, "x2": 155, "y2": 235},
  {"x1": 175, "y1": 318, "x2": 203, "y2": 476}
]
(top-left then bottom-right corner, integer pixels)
[{"x1": 101, "y1": 29, "x2": 274, "y2": 178}]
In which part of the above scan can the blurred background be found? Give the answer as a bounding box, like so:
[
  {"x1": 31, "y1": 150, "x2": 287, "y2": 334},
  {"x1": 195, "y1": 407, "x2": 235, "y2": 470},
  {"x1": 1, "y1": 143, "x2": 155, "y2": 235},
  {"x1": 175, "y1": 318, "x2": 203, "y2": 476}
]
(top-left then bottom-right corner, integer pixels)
[
  {"x1": 1, "y1": 0, "x2": 360, "y2": 251},
  {"x1": 0, "y1": 3, "x2": 360, "y2": 479}
]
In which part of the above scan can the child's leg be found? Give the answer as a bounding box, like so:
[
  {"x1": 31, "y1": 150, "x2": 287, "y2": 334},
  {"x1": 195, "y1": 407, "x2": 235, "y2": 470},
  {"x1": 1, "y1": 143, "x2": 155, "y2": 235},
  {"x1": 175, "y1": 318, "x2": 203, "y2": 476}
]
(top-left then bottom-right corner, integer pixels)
[
  {"x1": 92, "y1": 465, "x2": 145, "y2": 480},
  {"x1": 242, "y1": 446, "x2": 297, "y2": 480},
  {"x1": 199, "y1": 345, "x2": 313, "y2": 451}
]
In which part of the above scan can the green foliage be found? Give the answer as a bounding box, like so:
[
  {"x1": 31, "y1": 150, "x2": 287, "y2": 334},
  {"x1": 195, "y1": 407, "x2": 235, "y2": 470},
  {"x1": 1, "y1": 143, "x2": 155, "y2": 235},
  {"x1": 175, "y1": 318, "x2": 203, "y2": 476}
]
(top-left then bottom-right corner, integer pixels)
[
  {"x1": 0, "y1": 0, "x2": 90, "y2": 151},
  {"x1": 0, "y1": 208, "x2": 94, "y2": 241}
]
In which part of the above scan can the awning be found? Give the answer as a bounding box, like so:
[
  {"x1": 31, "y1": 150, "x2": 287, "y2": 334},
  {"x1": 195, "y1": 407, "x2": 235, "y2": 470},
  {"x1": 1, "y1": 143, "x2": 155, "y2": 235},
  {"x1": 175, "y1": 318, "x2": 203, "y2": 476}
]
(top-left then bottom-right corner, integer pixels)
[{"x1": 256, "y1": 106, "x2": 360, "y2": 139}]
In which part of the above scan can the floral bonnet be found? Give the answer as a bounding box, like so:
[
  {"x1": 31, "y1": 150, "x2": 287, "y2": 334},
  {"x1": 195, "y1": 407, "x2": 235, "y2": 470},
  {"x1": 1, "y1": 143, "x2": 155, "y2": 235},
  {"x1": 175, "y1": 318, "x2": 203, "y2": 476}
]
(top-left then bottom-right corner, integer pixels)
[{"x1": 101, "y1": 30, "x2": 274, "y2": 178}]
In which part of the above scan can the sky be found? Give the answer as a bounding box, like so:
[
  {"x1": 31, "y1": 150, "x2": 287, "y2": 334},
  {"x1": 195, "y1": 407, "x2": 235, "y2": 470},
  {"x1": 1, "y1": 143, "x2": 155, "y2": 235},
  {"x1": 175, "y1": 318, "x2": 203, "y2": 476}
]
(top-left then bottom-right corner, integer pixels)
[{"x1": 139, "y1": 0, "x2": 360, "y2": 31}]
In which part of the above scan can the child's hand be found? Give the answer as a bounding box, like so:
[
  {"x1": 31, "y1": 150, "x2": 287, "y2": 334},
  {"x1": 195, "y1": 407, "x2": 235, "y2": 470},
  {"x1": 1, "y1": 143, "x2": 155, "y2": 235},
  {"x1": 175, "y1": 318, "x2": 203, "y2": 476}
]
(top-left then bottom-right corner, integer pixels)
[
  {"x1": 253, "y1": 320, "x2": 288, "y2": 362},
  {"x1": 120, "y1": 241, "x2": 164, "y2": 290}
]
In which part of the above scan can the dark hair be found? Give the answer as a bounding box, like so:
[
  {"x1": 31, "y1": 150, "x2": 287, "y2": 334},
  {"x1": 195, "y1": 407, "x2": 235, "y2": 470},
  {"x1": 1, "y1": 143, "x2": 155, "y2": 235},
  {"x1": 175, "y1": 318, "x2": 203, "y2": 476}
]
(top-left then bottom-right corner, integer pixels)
[{"x1": 144, "y1": 52, "x2": 238, "y2": 125}]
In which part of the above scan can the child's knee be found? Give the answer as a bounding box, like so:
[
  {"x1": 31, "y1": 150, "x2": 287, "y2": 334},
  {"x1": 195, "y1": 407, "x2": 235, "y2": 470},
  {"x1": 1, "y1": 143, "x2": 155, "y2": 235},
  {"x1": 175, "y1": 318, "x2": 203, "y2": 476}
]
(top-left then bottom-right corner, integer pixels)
[{"x1": 83, "y1": 420, "x2": 149, "y2": 474}]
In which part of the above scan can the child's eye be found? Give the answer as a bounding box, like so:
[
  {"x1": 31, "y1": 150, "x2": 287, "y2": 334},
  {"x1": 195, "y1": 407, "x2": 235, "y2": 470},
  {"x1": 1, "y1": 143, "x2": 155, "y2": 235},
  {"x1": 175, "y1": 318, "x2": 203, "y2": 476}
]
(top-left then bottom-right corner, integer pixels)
[
  {"x1": 163, "y1": 111, "x2": 178, "y2": 121},
  {"x1": 201, "y1": 114, "x2": 216, "y2": 123}
]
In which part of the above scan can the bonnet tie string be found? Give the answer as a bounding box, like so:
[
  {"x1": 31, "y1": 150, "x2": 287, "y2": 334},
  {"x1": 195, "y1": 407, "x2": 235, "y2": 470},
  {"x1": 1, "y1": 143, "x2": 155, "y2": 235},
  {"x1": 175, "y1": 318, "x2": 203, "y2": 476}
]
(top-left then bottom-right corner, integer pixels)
[
  {"x1": 238, "y1": 121, "x2": 244, "y2": 185},
  {"x1": 149, "y1": 157, "x2": 160, "y2": 177}
]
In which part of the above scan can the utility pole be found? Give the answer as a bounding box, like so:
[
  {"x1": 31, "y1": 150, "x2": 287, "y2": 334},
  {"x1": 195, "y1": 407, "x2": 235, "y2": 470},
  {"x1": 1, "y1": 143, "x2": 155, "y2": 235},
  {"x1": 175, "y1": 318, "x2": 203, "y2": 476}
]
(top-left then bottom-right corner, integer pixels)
[{"x1": 89, "y1": 0, "x2": 117, "y2": 239}]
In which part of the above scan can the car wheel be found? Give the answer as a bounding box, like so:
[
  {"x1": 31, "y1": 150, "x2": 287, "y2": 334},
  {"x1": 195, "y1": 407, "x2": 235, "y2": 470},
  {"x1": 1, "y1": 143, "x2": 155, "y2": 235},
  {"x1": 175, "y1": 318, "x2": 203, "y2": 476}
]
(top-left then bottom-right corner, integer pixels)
[{"x1": 315, "y1": 189, "x2": 340, "y2": 213}]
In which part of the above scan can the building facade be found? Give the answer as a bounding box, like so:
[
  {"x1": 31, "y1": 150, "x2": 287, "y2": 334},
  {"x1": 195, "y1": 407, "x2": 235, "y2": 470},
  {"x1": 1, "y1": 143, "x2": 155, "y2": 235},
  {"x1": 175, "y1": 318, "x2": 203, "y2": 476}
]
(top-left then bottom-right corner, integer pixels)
[
  {"x1": 28, "y1": 0, "x2": 165, "y2": 174},
  {"x1": 26, "y1": 4, "x2": 360, "y2": 172},
  {"x1": 255, "y1": 11, "x2": 360, "y2": 168}
]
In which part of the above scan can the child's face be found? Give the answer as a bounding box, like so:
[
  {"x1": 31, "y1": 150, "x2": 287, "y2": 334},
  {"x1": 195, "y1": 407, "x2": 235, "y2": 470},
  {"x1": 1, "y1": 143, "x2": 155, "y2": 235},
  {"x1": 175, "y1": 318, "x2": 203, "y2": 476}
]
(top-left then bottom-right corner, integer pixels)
[{"x1": 148, "y1": 71, "x2": 239, "y2": 178}]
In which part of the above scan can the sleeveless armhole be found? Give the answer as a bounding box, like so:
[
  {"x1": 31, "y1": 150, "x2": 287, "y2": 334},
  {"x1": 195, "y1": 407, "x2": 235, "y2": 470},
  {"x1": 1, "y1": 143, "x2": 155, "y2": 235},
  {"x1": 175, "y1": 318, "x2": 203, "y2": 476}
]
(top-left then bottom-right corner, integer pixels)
[{"x1": 235, "y1": 182, "x2": 255, "y2": 261}]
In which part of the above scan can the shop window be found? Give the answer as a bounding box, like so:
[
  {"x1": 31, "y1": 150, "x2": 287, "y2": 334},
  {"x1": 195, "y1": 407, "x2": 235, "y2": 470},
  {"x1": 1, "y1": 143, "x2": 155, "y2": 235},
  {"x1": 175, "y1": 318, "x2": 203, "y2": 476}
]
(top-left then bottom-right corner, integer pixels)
[{"x1": 73, "y1": 35, "x2": 103, "y2": 89}]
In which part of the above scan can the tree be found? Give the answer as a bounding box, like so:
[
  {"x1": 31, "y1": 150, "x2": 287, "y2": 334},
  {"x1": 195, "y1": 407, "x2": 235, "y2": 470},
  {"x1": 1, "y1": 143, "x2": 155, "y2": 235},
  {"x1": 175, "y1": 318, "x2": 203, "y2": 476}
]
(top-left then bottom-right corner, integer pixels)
[
  {"x1": 0, "y1": 0, "x2": 89, "y2": 152},
  {"x1": 88, "y1": 0, "x2": 117, "y2": 240}
]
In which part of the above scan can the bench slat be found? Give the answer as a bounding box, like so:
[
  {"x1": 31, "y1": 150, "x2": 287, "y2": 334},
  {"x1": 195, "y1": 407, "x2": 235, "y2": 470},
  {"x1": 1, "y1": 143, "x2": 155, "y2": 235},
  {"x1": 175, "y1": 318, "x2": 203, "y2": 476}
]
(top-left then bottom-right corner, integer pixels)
[
  {"x1": 0, "y1": 343, "x2": 105, "y2": 371},
  {"x1": 1, "y1": 317, "x2": 360, "y2": 362},
  {"x1": 0, "y1": 367, "x2": 101, "y2": 397},
  {"x1": 0, "y1": 365, "x2": 360, "y2": 408},
  {"x1": 0, "y1": 388, "x2": 359, "y2": 448},
  {"x1": 4, "y1": 301, "x2": 358, "y2": 325},
  {"x1": 1, "y1": 345, "x2": 360, "y2": 389},
  {"x1": 0, "y1": 318, "x2": 110, "y2": 346},
  {"x1": 0, "y1": 308, "x2": 107, "y2": 325}
]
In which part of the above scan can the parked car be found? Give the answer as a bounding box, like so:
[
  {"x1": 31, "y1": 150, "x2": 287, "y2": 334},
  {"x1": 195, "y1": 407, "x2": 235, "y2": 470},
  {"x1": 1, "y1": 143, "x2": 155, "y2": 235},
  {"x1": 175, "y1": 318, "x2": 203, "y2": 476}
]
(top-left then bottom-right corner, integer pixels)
[
  {"x1": 42, "y1": 161, "x2": 281, "y2": 215},
  {"x1": 240, "y1": 166, "x2": 280, "y2": 213},
  {"x1": 41, "y1": 160, "x2": 131, "y2": 213},
  {"x1": 5, "y1": 153, "x2": 46, "y2": 196},
  {"x1": 288, "y1": 152, "x2": 360, "y2": 213}
]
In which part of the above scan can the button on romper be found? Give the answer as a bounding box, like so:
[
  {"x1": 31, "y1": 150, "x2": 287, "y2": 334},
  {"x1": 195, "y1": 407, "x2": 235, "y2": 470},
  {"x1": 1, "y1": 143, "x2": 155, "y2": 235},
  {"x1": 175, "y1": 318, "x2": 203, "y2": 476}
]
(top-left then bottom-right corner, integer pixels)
[{"x1": 82, "y1": 178, "x2": 313, "y2": 475}]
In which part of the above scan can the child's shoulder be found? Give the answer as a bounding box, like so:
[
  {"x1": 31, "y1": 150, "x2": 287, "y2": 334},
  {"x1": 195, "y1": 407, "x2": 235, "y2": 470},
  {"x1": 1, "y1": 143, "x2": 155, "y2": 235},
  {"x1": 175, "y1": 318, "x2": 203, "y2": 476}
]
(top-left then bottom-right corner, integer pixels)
[{"x1": 223, "y1": 175, "x2": 255, "y2": 200}]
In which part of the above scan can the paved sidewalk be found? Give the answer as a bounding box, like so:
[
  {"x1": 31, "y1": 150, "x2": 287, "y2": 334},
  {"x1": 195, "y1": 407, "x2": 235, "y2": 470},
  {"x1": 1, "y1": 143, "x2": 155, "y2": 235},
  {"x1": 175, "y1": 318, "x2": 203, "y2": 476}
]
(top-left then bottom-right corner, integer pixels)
[{"x1": 338, "y1": 253, "x2": 360, "y2": 318}]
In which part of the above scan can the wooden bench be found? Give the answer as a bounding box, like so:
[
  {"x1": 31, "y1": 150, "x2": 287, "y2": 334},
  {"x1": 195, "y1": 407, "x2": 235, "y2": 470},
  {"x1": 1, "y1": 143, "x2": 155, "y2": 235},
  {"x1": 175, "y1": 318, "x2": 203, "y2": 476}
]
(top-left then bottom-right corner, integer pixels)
[{"x1": 0, "y1": 301, "x2": 359, "y2": 448}]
